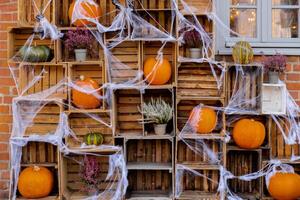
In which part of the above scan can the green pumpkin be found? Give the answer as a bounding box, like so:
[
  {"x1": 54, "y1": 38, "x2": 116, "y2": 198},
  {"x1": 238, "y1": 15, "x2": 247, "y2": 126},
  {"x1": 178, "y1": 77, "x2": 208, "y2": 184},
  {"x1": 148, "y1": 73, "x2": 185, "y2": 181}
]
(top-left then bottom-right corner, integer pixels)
[
  {"x1": 232, "y1": 41, "x2": 253, "y2": 64},
  {"x1": 83, "y1": 132, "x2": 104, "y2": 146},
  {"x1": 19, "y1": 45, "x2": 53, "y2": 62}
]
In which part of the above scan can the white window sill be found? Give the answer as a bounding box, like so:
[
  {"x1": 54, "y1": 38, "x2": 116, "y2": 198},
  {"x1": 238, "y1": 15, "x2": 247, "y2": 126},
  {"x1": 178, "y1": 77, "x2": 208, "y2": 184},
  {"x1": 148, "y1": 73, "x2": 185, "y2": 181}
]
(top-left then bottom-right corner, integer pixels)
[{"x1": 217, "y1": 47, "x2": 300, "y2": 56}]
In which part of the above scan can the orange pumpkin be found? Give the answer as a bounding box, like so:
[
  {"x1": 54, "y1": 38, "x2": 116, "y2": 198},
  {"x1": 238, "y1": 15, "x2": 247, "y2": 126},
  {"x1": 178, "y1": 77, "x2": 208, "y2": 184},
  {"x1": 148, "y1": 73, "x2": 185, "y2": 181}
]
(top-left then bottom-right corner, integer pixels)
[
  {"x1": 143, "y1": 57, "x2": 172, "y2": 85},
  {"x1": 72, "y1": 75, "x2": 101, "y2": 109},
  {"x1": 189, "y1": 107, "x2": 217, "y2": 134},
  {"x1": 268, "y1": 172, "x2": 300, "y2": 200},
  {"x1": 232, "y1": 119, "x2": 265, "y2": 149},
  {"x1": 18, "y1": 166, "x2": 54, "y2": 199},
  {"x1": 68, "y1": 0, "x2": 102, "y2": 27}
]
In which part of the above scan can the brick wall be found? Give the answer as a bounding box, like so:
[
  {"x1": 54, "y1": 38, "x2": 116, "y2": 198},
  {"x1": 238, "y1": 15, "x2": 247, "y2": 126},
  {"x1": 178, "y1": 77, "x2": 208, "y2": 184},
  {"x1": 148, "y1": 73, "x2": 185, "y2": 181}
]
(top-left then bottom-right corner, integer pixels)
[
  {"x1": 0, "y1": 1, "x2": 300, "y2": 199},
  {"x1": 0, "y1": 0, "x2": 17, "y2": 198}
]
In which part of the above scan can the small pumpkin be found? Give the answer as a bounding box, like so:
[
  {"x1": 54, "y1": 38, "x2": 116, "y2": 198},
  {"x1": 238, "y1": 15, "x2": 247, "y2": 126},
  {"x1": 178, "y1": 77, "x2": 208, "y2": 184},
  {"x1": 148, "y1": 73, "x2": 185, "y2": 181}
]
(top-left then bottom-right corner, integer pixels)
[
  {"x1": 68, "y1": 0, "x2": 102, "y2": 27},
  {"x1": 19, "y1": 45, "x2": 53, "y2": 62},
  {"x1": 143, "y1": 57, "x2": 172, "y2": 85},
  {"x1": 189, "y1": 107, "x2": 217, "y2": 134},
  {"x1": 84, "y1": 132, "x2": 104, "y2": 145},
  {"x1": 72, "y1": 75, "x2": 101, "y2": 109},
  {"x1": 268, "y1": 172, "x2": 300, "y2": 200},
  {"x1": 18, "y1": 166, "x2": 54, "y2": 199},
  {"x1": 232, "y1": 119, "x2": 265, "y2": 149},
  {"x1": 232, "y1": 41, "x2": 253, "y2": 64}
]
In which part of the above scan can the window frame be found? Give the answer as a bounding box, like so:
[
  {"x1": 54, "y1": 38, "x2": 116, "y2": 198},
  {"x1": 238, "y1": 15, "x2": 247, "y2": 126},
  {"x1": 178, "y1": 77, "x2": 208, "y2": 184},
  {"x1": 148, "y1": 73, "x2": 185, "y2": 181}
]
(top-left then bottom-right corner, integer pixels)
[{"x1": 215, "y1": 0, "x2": 300, "y2": 55}]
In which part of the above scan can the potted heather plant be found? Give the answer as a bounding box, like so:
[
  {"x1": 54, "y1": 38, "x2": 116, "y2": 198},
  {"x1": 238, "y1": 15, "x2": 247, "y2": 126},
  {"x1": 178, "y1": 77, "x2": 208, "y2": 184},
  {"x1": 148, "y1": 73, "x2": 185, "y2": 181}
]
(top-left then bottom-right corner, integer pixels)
[
  {"x1": 64, "y1": 29, "x2": 95, "y2": 61},
  {"x1": 140, "y1": 97, "x2": 173, "y2": 135},
  {"x1": 79, "y1": 155, "x2": 101, "y2": 196},
  {"x1": 262, "y1": 54, "x2": 287, "y2": 83},
  {"x1": 183, "y1": 28, "x2": 202, "y2": 59}
]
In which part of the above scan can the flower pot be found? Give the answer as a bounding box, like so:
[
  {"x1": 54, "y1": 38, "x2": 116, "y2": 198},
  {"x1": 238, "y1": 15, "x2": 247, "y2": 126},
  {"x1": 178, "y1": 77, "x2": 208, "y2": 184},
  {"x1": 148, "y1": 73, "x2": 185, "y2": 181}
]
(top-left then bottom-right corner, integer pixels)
[
  {"x1": 75, "y1": 49, "x2": 87, "y2": 61},
  {"x1": 154, "y1": 124, "x2": 167, "y2": 135},
  {"x1": 189, "y1": 48, "x2": 202, "y2": 59},
  {"x1": 268, "y1": 71, "x2": 279, "y2": 84}
]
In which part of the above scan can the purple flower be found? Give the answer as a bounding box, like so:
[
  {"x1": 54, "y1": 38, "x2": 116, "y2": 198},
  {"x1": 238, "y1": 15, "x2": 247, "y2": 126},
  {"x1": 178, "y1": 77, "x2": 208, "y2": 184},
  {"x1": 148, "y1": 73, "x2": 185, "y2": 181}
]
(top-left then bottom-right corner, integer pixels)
[
  {"x1": 64, "y1": 28, "x2": 97, "y2": 56},
  {"x1": 79, "y1": 155, "x2": 101, "y2": 193},
  {"x1": 182, "y1": 28, "x2": 202, "y2": 48},
  {"x1": 262, "y1": 53, "x2": 287, "y2": 73}
]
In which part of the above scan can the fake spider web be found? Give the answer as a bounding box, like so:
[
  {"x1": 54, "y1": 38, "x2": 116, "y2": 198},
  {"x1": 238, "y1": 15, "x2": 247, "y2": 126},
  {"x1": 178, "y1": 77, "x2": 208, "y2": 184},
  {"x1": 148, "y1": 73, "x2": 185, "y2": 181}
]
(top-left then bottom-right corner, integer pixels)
[{"x1": 8, "y1": 0, "x2": 300, "y2": 199}]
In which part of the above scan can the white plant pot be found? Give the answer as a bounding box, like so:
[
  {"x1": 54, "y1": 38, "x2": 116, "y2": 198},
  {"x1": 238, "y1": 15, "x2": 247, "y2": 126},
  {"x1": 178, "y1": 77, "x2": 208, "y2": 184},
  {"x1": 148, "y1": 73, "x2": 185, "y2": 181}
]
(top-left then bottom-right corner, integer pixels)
[
  {"x1": 268, "y1": 71, "x2": 279, "y2": 84},
  {"x1": 154, "y1": 124, "x2": 167, "y2": 135},
  {"x1": 189, "y1": 48, "x2": 202, "y2": 59},
  {"x1": 75, "y1": 49, "x2": 87, "y2": 62}
]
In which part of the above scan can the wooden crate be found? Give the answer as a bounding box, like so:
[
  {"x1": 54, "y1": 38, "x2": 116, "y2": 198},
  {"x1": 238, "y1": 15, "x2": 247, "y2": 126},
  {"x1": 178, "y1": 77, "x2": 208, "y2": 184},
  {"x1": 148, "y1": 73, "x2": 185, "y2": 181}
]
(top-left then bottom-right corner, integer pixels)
[
  {"x1": 14, "y1": 142, "x2": 60, "y2": 199},
  {"x1": 60, "y1": 153, "x2": 118, "y2": 199},
  {"x1": 126, "y1": 138, "x2": 173, "y2": 170},
  {"x1": 142, "y1": 41, "x2": 176, "y2": 86},
  {"x1": 21, "y1": 141, "x2": 58, "y2": 165},
  {"x1": 261, "y1": 83, "x2": 287, "y2": 115},
  {"x1": 107, "y1": 41, "x2": 142, "y2": 85},
  {"x1": 142, "y1": 88, "x2": 175, "y2": 136},
  {"x1": 269, "y1": 117, "x2": 300, "y2": 160},
  {"x1": 18, "y1": 0, "x2": 55, "y2": 26},
  {"x1": 177, "y1": 62, "x2": 225, "y2": 98},
  {"x1": 134, "y1": 10, "x2": 176, "y2": 38},
  {"x1": 55, "y1": 0, "x2": 122, "y2": 27},
  {"x1": 8, "y1": 27, "x2": 56, "y2": 63},
  {"x1": 126, "y1": 170, "x2": 173, "y2": 199},
  {"x1": 178, "y1": 0, "x2": 212, "y2": 15},
  {"x1": 262, "y1": 162, "x2": 300, "y2": 199},
  {"x1": 113, "y1": 89, "x2": 143, "y2": 137},
  {"x1": 175, "y1": 167, "x2": 220, "y2": 199},
  {"x1": 66, "y1": 112, "x2": 114, "y2": 150},
  {"x1": 177, "y1": 14, "x2": 214, "y2": 59},
  {"x1": 19, "y1": 63, "x2": 66, "y2": 98},
  {"x1": 176, "y1": 99, "x2": 225, "y2": 136},
  {"x1": 226, "y1": 115, "x2": 270, "y2": 148},
  {"x1": 68, "y1": 62, "x2": 107, "y2": 111},
  {"x1": 226, "y1": 149, "x2": 262, "y2": 199},
  {"x1": 23, "y1": 102, "x2": 63, "y2": 136},
  {"x1": 226, "y1": 64, "x2": 263, "y2": 113},
  {"x1": 177, "y1": 139, "x2": 224, "y2": 166},
  {"x1": 56, "y1": 29, "x2": 102, "y2": 62},
  {"x1": 132, "y1": 0, "x2": 173, "y2": 10}
]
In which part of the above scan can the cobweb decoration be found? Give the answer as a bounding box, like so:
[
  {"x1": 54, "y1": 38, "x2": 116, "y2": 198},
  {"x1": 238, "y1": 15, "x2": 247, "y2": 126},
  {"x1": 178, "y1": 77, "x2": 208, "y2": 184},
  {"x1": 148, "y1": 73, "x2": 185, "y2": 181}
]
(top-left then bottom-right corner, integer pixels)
[
  {"x1": 7, "y1": 0, "x2": 300, "y2": 199},
  {"x1": 225, "y1": 64, "x2": 263, "y2": 115}
]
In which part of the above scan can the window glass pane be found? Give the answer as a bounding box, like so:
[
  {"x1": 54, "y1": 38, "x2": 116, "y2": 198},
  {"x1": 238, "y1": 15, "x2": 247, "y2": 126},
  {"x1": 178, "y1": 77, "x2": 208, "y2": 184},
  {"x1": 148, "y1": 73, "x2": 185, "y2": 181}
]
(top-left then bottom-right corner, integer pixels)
[
  {"x1": 272, "y1": 0, "x2": 298, "y2": 5},
  {"x1": 231, "y1": 0, "x2": 256, "y2": 6},
  {"x1": 272, "y1": 9, "x2": 298, "y2": 38},
  {"x1": 230, "y1": 9, "x2": 257, "y2": 37}
]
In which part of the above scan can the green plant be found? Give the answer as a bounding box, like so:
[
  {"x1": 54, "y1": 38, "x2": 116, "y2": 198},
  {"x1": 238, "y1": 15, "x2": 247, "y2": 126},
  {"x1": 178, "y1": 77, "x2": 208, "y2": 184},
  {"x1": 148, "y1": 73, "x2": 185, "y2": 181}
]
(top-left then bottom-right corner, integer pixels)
[{"x1": 140, "y1": 97, "x2": 173, "y2": 124}]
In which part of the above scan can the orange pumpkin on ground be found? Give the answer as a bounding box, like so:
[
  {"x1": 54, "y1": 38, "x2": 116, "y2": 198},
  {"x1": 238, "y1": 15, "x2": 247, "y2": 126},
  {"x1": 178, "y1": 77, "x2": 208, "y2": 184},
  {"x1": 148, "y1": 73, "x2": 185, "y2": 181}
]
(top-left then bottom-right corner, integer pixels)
[
  {"x1": 68, "y1": 0, "x2": 102, "y2": 27},
  {"x1": 232, "y1": 119, "x2": 265, "y2": 149},
  {"x1": 143, "y1": 57, "x2": 172, "y2": 85},
  {"x1": 268, "y1": 172, "x2": 300, "y2": 200},
  {"x1": 189, "y1": 107, "x2": 217, "y2": 134},
  {"x1": 18, "y1": 166, "x2": 54, "y2": 199},
  {"x1": 72, "y1": 75, "x2": 101, "y2": 109}
]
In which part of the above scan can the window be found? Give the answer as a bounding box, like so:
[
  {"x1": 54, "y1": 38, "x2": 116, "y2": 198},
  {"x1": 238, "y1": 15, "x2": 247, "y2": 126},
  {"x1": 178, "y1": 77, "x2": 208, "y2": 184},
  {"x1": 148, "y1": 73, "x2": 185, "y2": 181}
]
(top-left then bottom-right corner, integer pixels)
[{"x1": 216, "y1": 0, "x2": 300, "y2": 55}]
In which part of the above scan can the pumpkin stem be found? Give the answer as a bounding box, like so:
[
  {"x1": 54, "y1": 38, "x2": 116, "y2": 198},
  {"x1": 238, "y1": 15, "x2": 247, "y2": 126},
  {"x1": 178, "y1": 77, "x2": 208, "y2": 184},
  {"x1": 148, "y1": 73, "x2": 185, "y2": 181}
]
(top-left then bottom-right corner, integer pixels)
[
  {"x1": 79, "y1": 75, "x2": 85, "y2": 81},
  {"x1": 33, "y1": 165, "x2": 40, "y2": 171}
]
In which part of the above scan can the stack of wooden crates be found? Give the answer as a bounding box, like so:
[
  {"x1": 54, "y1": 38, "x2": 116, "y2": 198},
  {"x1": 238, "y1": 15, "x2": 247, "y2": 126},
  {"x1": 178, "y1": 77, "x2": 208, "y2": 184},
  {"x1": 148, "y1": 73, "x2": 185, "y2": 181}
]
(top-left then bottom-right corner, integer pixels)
[{"x1": 8, "y1": 0, "x2": 300, "y2": 199}]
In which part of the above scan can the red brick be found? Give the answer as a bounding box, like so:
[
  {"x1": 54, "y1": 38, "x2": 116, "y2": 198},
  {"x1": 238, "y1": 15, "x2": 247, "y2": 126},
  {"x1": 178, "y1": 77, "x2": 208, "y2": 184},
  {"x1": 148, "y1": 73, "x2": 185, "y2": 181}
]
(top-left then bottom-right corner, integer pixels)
[
  {"x1": 287, "y1": 82, "x2": 300, "y2": 90},
  {"x1": 0, "y1": 143, "x2": 8, "y2": 152},
  {"x1": 0, "y1": 87, "x2": 9, "y2": 95},
  {"x1": 0, "y1": 181, "x2": 8, "y2": 190},
  {"x1": 0, "y1": 124, "x2": 9, "y2": 132},
  {"x1": 0, "y1": 115, "x2": 12, "y2": 123},
  {"x1": 287, "y1": 73, "x2": 300, "y2": 81},
  {"x1": 0, "y1": 162, "x2": 8, "y2": 170},
  {"x1": 0, "y1": 134, "x2": 10, "y2": 142},
  {"x1": 1, "y1": 170, "x2": 10, "y2": 180},
  {"x1": 0, "y1": 153, "x2": 9, "y2": 160},
  {"x1": 286, "y1": 63, "x2": 293, "y2": 71},
  {"x1": 289, "y1": 91, "x2": 299, "y2": 100},
  {"x1": 293, "y1": 64, "x2": 300, "y2": 71}
]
